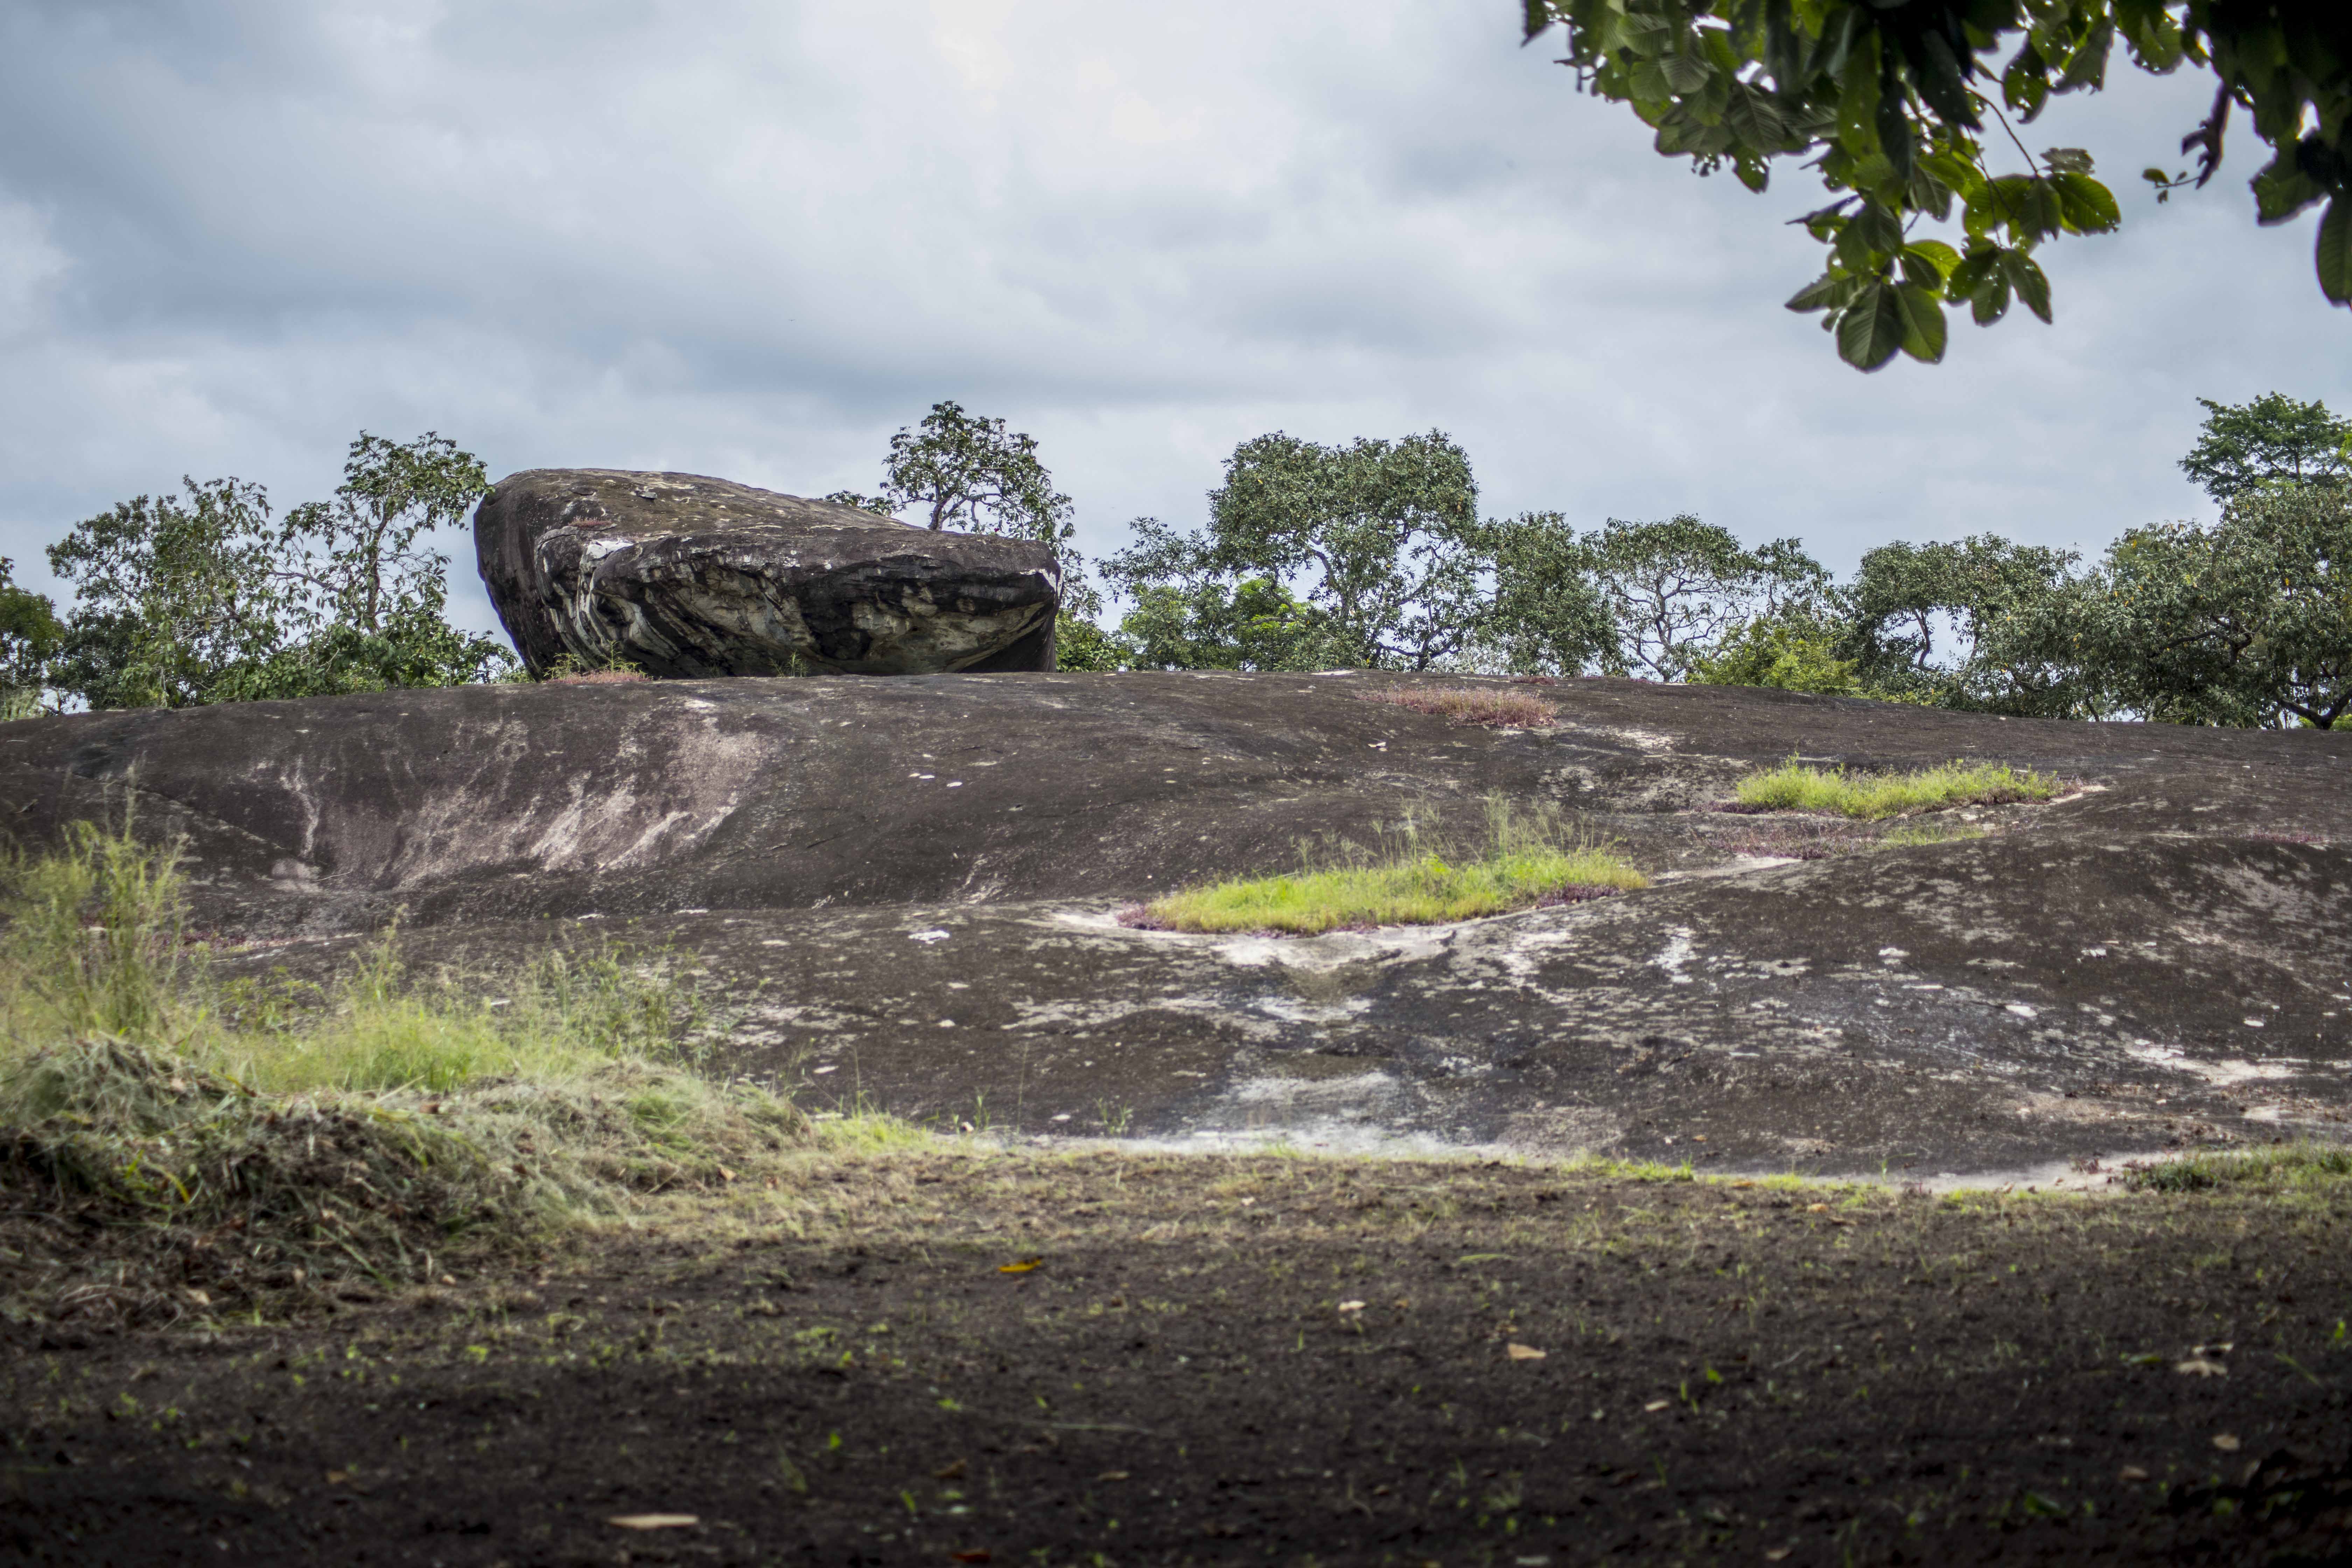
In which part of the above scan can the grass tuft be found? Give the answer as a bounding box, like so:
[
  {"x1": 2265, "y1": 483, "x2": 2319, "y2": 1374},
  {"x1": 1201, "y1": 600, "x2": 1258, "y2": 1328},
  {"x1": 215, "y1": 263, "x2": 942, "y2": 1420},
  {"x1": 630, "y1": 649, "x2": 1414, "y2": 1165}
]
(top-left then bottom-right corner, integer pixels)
[
  {"x1": 0, "y1": 813, "x2": 811, "y2": 1323},
  {"x1": 1359, "y1": 685, "x2": 1558, "y2": 728},
  {"x1": 1729, "y1": 757, "x2": 2061, "y2": 819},
  {"x1": 1139, "y1": 799, "x2": 1645, "y2": 936}
]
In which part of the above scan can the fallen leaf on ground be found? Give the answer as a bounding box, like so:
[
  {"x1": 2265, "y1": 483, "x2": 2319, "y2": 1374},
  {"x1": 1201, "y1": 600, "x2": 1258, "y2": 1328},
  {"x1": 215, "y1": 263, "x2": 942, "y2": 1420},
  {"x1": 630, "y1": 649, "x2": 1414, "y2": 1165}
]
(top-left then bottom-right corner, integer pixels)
[
  {"x1": 934, "y1": 1460, "x2": 967, "y2": 1480},
  {"x1": 2213, "y1": 1434, "x2": 2241, "y2": 1452},
  {"x1": 608, "y1": 1514, "x2": 699, "y2": 1530},
  {"x1": 950, "y1": 1552, "x2": 992, "y2": 1564},
  {"x1": 1337, "y1": 1300, "x2": 1366, "y2": 1314},
  {"x1": 998, "y1": 1258, "x2": 1042, "y2": 1274},
  {"x1": 1506, "y1": 1343, "x2": 1546, "y2": 1360},
  {"x1": 1806, "y1": 1203, "x2": 1830, "y2": 1213},
  {"x1": 324, "y1": 1471, "x2": 347, "y2": 1485},
  {"x1": 1644, "y1": 1399, "x2": 1671, "y2": 1412},
  {"x1": 2176, "y1": 1358, "x2": 2228, "y2": 1378},
  {"x1": 2119, "y1": 1465, "x2": 2149, "y2": 1481}
]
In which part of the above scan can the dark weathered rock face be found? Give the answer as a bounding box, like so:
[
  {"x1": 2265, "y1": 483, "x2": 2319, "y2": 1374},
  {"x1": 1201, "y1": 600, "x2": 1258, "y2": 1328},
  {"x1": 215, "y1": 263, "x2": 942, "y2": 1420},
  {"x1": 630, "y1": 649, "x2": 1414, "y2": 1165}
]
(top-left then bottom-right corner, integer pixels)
[
  {"x1": 5, "y1": 672, "x2": 2348, "y2": 1175},
  {"x1": 474, "y1": 469, "x2": 1061, "y2": 677}
]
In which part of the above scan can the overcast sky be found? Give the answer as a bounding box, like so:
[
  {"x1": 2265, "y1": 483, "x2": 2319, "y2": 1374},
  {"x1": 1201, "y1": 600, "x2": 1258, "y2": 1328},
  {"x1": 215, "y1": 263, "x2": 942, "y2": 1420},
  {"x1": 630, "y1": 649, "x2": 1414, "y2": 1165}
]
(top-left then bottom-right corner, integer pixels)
[{"x1": 2, "y1": 0, "x2": 2345, "y2": 640}]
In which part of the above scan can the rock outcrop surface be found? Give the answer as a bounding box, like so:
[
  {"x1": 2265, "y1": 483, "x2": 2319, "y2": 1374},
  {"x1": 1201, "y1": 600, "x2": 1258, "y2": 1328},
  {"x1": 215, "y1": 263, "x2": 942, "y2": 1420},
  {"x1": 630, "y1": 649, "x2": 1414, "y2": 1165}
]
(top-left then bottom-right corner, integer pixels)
[
  {"x1": 5, "y1": 672, "x2": 2348, "y2": 1175},
  {"x1": 475, "y1": 469, "x2": 1061, "y2": 677}
]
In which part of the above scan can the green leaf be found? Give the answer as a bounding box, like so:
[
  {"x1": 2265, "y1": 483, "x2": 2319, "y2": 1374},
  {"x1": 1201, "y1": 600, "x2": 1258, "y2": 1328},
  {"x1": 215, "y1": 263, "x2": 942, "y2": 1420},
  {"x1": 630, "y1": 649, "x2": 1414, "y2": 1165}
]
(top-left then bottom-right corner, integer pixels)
[
  {"x1": 2002, "y1": 251, "x2": 2053, "y2": 323},
  {"x1": 1918, "y1": 150, "x2": 1986, "y2": 206},
  {"x1": 1659, "y1": 50, "x2": 1713, "y2": 95},
  {"x1": 2042, "y1": 147, "x2": 2095, "y2": 176},
  {"x1": 2051, "y1": 172, "x2": 2121, "y2": 233},
  {"x1": 1945, "y1": 246, "x2": 2001, "y2": 298},
  {"x1": 2254, "y1": 149, "x2": 2331, "y2": 225},
  {"x1": 1835, "y1": 39, "x2": 1881, "y2": 159},
  {"x1": 1721, "y1": 83, "x2": 1787, "y2": 150},
  {"x1": 2318, "y1": 196, "x2": 2352, "y2": 306},
  {"x1": 1784, "y1": 273, "x2": 1848, "y2": 313},
  {"x1": 2002, "y1": 41, "x2": 2050, "y2": 120},
  {"x1": 1969, "y1": 278, "x2": 2013, "y2": 326},
  {"x1": 1895, "y1": 284, "x2": 1948, "y2": 363},
  {"x1": 1836, "y1": 281, "x2": 1907, "y2": 372},
  {"x1": 2054, "y1": 19, "x2": 2115, "y2": 93},
  {"x1": 1903, "y1": 240, "x2": 1962, "y2": 279}
]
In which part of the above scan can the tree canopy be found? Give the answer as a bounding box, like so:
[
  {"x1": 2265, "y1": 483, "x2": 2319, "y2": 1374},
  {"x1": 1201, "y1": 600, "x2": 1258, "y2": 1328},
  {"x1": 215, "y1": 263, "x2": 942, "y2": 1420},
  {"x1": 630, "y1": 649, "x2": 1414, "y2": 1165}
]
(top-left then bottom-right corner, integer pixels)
[
  {"x1": 40, "y1": 433, "x2": 511, "y2": 712},
  {"x1": 1104, "y1": 432, "x2": 1488, "y2": 673},
  {"x1": 2179, "y1": 391, "x2": 2352, "y2": 501},
  {"x1": 1520, "y1": 3, "x2": 2352, "y2": 369}
]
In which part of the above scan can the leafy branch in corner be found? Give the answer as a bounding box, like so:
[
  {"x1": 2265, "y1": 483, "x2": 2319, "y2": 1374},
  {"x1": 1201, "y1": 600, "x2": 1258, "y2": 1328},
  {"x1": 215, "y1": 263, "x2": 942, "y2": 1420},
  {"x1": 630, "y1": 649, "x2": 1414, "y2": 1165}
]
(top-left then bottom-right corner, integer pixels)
[{"x1": 1520, "y1": 2, "x2": 2352, "y2": 369}]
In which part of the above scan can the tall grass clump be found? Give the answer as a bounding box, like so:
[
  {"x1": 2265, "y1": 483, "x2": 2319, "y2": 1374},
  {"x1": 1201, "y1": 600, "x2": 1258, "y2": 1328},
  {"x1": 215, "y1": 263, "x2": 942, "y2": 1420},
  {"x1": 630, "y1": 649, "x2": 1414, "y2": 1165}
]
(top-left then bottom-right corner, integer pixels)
[
  {"x1": 1136, "y1": 798, "x2": 1645, "y2": 936},
  {"x1": 0, "y1": 813, "x2": 807, "y2": 1323},
  {"x1": 1730, "y1": 757, "x2": 2061, "y2": 819}
]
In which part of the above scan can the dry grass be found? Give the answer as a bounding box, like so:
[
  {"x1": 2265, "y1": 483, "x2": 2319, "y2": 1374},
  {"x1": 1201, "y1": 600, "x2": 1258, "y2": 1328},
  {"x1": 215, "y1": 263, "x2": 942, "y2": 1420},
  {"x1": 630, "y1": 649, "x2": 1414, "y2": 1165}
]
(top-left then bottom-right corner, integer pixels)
[
  {"x1": 1359, "y1": 685, "x2": 1558, "y2": 728},
  {"x1": 545, "y1": 668, "x2": 650, "y2": 686}
]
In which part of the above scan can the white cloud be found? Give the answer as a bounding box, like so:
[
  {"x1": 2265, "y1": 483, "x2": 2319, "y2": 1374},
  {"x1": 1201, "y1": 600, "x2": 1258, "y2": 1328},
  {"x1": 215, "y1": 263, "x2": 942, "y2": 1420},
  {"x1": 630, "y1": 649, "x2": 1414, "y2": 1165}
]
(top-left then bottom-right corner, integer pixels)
[{"x1": 0, "y1": 0, "x2": 2343, "y2": 637}]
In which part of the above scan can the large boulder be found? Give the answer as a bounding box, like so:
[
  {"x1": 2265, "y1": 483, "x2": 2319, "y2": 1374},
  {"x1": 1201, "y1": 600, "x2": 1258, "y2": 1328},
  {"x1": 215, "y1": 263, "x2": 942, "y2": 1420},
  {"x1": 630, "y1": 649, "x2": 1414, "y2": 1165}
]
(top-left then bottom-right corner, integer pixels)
[{"x1": 474, "y1": 469, "x2": 1062, "y2": 677}]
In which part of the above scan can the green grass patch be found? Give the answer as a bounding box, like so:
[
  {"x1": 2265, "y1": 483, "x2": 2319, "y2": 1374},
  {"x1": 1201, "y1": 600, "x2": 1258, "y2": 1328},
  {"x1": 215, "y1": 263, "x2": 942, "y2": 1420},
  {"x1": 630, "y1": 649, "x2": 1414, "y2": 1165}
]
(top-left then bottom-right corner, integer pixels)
[
  {"x1": 1731, "y1": 757, "x2": 2062, "y2": 819},
  {"x1": 1138, "y1": 800, "x2": 1646, "y2": 936}
]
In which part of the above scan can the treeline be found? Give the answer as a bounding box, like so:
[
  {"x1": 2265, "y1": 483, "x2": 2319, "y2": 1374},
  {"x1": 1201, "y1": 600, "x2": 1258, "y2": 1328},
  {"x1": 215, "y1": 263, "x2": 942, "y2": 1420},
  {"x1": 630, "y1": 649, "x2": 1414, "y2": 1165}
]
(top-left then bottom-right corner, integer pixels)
[
  {"x1": 1058, "y1": 393, "x2": 2351, "y2": 732},
  {"x1": 5, "y1": 395, "x2": 2345, "y2": 730}
]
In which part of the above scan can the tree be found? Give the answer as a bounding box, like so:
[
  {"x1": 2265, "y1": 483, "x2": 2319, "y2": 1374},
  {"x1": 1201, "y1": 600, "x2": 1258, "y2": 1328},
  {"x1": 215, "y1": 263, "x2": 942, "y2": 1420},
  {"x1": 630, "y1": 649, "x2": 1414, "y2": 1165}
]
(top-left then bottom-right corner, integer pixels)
[
  {"x1": 1577, "y1": 515, "x2": 1827, "y2": 680},
  {"x1": 827, "y1": 399, "x2": 1104, "y2": 657},
  {"x1": 1686, "y1": 611, "x2": 1863, "y2": 695},
  {"x1": 2179, "y1": 392, "x2": 2352, "y2": 502},
  {"x1": 1104, "y1": 514, "x2": 1341, "y2": 672},
  {"x1": 2070, "y1": 485, "x2": 2352, "y2": 728},
  {"x1": 48, "y1": 478, "x2": 289, "y2": 709},
  {"x1": 1520, "y1": 3, "x2": 2352, "y2": 370},
  {"x1": 219, "y1": 432, "x2": 512, "y2": 700},
  {"x1": 1839, "y1": 533, "x2": 2092, "y2": 713},
  {"x1": 0, "y1": 560, "x2": 62, "y2": 718},
  {"x1": 1477, "y1": 511, "x2": 1618, "y2": 677},
  {"x1": 44, "y1": 434, "x2": 512, "y2": 709},
  {"x1": 1187, "y1": 430, "x2": 1488, "y2": 670},
  {"x1": 275, "y1": 433, "x2": 490, "y2": 636}
]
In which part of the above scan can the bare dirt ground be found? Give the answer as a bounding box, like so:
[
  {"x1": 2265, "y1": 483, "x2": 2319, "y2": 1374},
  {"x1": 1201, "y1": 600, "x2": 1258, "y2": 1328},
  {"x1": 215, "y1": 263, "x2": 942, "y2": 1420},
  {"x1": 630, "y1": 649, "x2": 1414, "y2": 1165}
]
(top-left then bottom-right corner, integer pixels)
[{"x1": 8, "y1": 1148, "x2": 2352, "y2": 1567}]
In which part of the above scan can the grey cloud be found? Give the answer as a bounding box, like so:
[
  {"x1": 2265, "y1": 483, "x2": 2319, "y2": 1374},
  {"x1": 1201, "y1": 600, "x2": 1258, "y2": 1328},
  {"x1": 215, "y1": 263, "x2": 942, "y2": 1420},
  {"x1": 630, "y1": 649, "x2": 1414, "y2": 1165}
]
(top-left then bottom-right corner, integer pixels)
[{"x1": 0, "y1": 0, "x2": 2342, "y2": 644}]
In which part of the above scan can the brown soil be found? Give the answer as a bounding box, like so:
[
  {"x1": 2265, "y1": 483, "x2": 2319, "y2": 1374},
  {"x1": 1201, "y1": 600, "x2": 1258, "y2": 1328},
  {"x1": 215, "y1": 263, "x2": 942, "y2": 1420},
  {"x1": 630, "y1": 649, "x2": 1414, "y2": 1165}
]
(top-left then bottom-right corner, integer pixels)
[{"x1": 7, "y1": 1150, "x2": 2350, "y2": 1566}]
